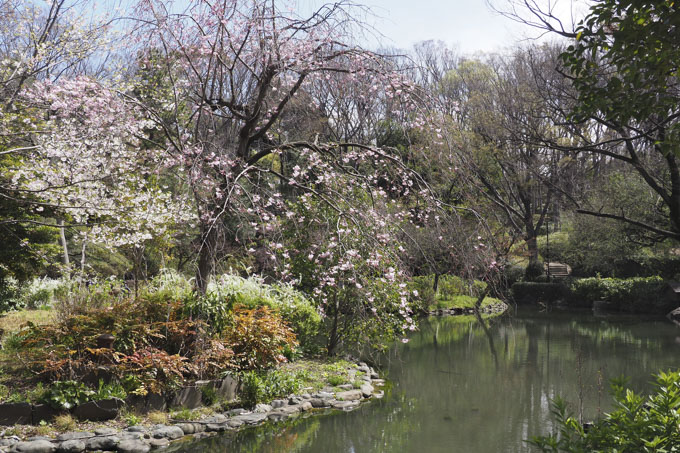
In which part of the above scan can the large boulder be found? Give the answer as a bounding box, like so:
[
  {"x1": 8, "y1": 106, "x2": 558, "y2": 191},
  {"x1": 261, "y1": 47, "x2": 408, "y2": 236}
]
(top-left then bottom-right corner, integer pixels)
[
  {"x1": 335, "y1": 390, "x2": 362, "y2": 401},
  {"x1": 56, "y1": 439, "x2": 86, "y2": 453},
  {"x1": 9, "y1": 439, "x2": 56, "y2": 453},
  {"x1": 150, "y1": 425, "x2": 184, "y2": 440},
  {"x1": 84, "y1": 435, "x2": 119, "y2": 451},
  {"x1": 116, "y1": 439, "x2": 151, "y2": 453}
]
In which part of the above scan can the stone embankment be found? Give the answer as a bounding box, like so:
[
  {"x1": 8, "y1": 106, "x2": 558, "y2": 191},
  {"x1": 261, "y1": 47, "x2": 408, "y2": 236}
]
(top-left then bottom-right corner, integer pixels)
[
  {"x1": 0, "y1": 363, "x2": 384, "y2": 453},
  {"x1": 430, "y1": 301, "x2": 508, "y2": 317}
]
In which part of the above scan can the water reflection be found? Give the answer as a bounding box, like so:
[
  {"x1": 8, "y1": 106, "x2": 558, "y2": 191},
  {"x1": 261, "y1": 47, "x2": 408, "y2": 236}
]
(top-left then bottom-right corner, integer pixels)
[{"x1": 174, "y1": 309, "x2": 680, "y2": 453}]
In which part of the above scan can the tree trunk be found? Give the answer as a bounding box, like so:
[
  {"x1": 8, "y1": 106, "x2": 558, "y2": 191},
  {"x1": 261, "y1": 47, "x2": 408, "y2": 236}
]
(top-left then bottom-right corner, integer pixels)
[
  {"x1": 196, "y1": 225, "x2": 217, "y2": 294},
  {"x1": 473, "y1": 287, "x2": 490, "y2": 312},
  {"x1": 57, "y1": 219, "x2": 69, "y2": 267},
  {"x1": 526, "y1": 235, "x2": 539, "y2": 265},
  {"x1": 80, "y1": 237, "x2": 87, "y2": 273},
  {"x1": 132, "y1": 246, "x2": 144, "y2": 300},
  {"x1": 327, "y1": 294, "x2": 340, "y2": 356},
  {"x1": 433, "y1": 273, "x2": 440, "y2": 294}
]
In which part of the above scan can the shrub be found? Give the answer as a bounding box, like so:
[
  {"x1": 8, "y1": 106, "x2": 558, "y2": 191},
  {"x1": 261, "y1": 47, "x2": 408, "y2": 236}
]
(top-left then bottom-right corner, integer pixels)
[
  {"x1": 438, "y1": 275, "x2": 466, "y2": 300},
  {"x1": 529, "y1": 371, "x2": 680, "y2": 452},
  {"x1": 20, "y1": 277, "x2": 69, "y2": 309},
  {"x1": 571, "y1": 276, "x2": 666, "y2": 312},
  {"x1": 19, "y1": 294, "x2": 206, "y2": 385},
  {"x1": 503, "y1": 264, "x2": 525, "y2": 287},
  {"x1": 511, "y1": 282, "x2": 571, "y2": 305},
  {"x1": 0, "y1": 277, "x2": 22, "y2": 313},
  {"x1": 117, "y1": 347, "x2": 193, "y2": 394},
  {"x1": 145, "y1": 269, "x2": 193, "y2": 300},
  {"x1": 435, "y1": 294, "x2": 504, "y2": 310},
  {"x1": 186, "y1": 274, "x2": 321, "y2": 351},
  {"x1": 192, "y1": 339, "x2": 234, "y2": 379},
  {"x1": 239, "y1": 371, "x2": 265, "y2": 408},
  {"x1": 239, "y1": 369, "x2": 303, "y2": 407},
  {"x1": 471, "y1": 279, "x2": 488, "y2": 297},
  {"x1": 40, "y1": 380, "x2": 94, "y2": 410},
  {"x1": 407, "y1": 276, "x2": 436, "y2": 313},
  {"x1": 269, "y1": 283, "x2": 322, "y2": 352},
  {"x1": 408, "y1": 275, "x2": 490, "y2": 312},
  {"x1": 52, "y1": 278, "x2": 126, "y2": 321},
  {"x1": 92, "y1": 379, "x2": 127, "y2": 401},
  {"x1": 524, "y1": 260, "x2": 545, "y2": 281},
  {"x1": 227, "y1": 306, "x2": 297, "y2": 370},
  {"x1": 123, "y1": 412, "x2": 142, "y2": 426},
  {"x1": 200, "y1": 385, "x2": 218, "y2": 406}
]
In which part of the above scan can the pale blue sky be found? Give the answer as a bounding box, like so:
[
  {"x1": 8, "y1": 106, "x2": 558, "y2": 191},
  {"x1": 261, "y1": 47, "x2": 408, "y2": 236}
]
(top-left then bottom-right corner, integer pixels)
[
  {"x1": 113, "y1": 0, "x2": 586, "y2": 55},
  {"x1": 351, "y1": 0, "x2": 527, "y2": 54},
  {"x1": 301, "y1": 0, "x2": 588, "y2": 55}
]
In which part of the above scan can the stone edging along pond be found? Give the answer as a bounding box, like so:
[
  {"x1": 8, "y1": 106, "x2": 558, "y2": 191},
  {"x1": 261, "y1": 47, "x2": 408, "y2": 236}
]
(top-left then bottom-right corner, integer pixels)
[
  {"x1": 429, "y1": 301, "x2": 508, "y2": 317},
  {"x1": 0, "y1": 362, "x2": 385, "y2": 453}
]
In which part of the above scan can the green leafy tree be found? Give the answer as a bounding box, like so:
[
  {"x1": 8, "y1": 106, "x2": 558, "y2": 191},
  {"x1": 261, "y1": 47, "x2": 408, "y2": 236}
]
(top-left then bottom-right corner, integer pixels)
[{"x1": 559, "y1": 1, "x2": 680, "y2": 241}]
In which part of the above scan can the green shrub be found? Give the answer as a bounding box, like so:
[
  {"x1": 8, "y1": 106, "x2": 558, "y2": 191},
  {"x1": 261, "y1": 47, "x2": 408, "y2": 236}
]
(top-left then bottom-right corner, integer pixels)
[
  {"x1": 471, "y1": 279, "x2": 487, "y2": 297},
  {"x1": 408, "y1": 275, "x2": 489, "y2": 312},
  {"x1": 20, "y1": 277, "x2": 69, "y2": 309},
  {"x1": 52, "y1": 278, "x2": 126, "y2": 319},
  {"x1": 0, "y1": 277, "x2": 22, "y2": 313},
  {"x1": 200, "y1": 385, "x2": 218, "y2": 406},
  {"x1": 92, "y1": 379, "x2": 127, "y2": 401},
  {"x1": 187, "y1": 274, "x2": 321, "y2": 352},
  {"x1": 407, "y1": 276, "x2": 436, "y2": 312},
  {"x1": 571, "y1": 276, "x2": 665, "y2": 312},
  {"x1": 123, "y1": 412, "x2": 142, "y2": 427},
  {"x1": 239, "y1": 371, "x2": 265, "y2": 408},
  {"x1": 503, "y1": 264, "x2": 525, "y2": 287},
  {"x1": 270, "y1": 283, "x2": 322, "y2": 352},
  {"x1": 524, "y1": 260, "x2": 545, "y2": 281},
  {"x1": 437, "y1": 275, "x2": 466, "y2": 300},
  {"x1": 511, "y1": 282, "x2": 571, "y2": 305},
  {"x1": 40, "y1": 380, "x2": 94, "y2": 410},
  {"x1": 183, "y1": 291, "x2": 232, "y2": 334},
  {"x1": 529, "y1": 371, "x2": 680, "y2": 452},
  {"x1": 239, "y1": 369, "x2": 302, "y2": 407}
]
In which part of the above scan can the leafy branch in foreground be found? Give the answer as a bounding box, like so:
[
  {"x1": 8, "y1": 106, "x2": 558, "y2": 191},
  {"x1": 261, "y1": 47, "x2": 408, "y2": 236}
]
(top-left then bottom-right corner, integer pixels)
[{"x1": 530, "y1": 371, "x2": 680, "y2": 453}]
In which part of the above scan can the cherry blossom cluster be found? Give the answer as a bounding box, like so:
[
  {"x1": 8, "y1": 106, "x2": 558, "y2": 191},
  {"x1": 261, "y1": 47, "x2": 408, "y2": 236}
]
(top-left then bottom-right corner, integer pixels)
[{"x1": 12, "y1": 77, "x2": 194, "y2": 246}]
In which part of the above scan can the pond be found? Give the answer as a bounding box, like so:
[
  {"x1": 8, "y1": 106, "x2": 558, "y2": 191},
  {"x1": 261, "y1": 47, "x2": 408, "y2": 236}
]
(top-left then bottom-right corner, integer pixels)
[{"x1": 172, "y1": 308, "x2": 680, "y2": 452}]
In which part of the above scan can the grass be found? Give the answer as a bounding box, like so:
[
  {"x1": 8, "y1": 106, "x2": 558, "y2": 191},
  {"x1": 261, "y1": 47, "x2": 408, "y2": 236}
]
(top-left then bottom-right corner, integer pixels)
[
  {"x1": 54, "y1": 414, "x2": 76, "y2": 431},
  {"x1": 278, "y1": 359, "x2": 356, "y2": 391},
  {"x1": 435, "y1": 295, "x2": 504, "y2": 310},
  {"x1": 0, "y1": 307, "x2": 54, "y2": 336},
  {"x1": 171, "y1": 407, "x2": 214, "y2": 421},
  {"x1": 147, "y1": 411, "x2": 168, "y2": 424}
]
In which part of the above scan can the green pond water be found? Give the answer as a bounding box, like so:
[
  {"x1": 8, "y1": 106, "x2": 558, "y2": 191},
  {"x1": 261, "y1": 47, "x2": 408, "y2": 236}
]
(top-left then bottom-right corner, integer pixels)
[{"x1": 171, "y1": 308, "x2": 680, "y2": 452}]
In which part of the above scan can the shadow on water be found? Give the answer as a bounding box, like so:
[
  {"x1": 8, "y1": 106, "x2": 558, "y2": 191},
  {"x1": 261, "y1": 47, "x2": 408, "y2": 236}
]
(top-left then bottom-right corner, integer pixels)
[{"x1": 173, "y1": 308, "x2": 680, "y2": 453}]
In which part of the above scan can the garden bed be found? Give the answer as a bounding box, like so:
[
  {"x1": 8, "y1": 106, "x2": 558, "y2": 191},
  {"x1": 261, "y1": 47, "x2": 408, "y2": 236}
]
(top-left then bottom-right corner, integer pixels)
[{"x1": 0, "y1": 361, "x2": 385, "y2": 453}]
